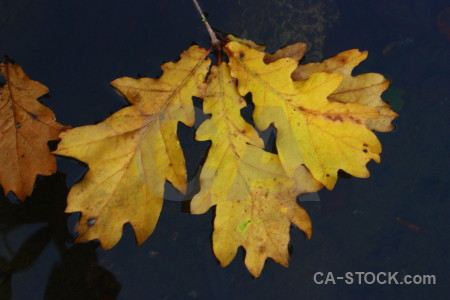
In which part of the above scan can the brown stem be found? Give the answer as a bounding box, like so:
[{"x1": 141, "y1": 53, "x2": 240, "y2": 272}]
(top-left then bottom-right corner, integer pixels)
[{"x1": 192, "y1": 0, "x2": 220, "y2": 48}]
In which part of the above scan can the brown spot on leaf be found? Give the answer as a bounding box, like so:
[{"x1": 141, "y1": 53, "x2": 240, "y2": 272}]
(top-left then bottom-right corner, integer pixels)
[
  {"x1": 325, "y1": 115, "x2": 343, "y2": 122},
  {"x1": 348, "y1": 116, "x2": 362, "y2": 125}
]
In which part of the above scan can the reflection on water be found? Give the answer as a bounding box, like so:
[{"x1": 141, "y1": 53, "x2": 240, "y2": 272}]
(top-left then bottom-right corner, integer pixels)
[{"x1": 0, "y1": 174, "x2": 121, "y2": 299}]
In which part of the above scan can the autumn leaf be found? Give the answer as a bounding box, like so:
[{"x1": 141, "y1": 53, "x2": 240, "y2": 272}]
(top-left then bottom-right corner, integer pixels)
[
  {"x1": 227, "y1": 35, "x2": 308, "y2": 64},
  {"x1": 292, "y1": 49, "x2": 398, "y2": 132},
  {"x1": 0, "y1": 0, "x2": 398, "y2": 279},
  {"x1": 191, "y1": 63, "x2": 321, "y2": 277},
  {"x1": 54, "y1": 46, "x2": 211, "y2": 249},
  {"x1": 264, "y1": 42, "x2": 307, "y2": 64},
  {"x1": 227, "y1": 34, "x2": 267, "y2": 51},
  {"x1": 0, "y1": 62, "x2": 68, "y2": 200},
  {"x1": 226, "y1": 41, "x2": 386, "y2": 189},
  {"x1": 49, "y1": 30, "x2": 395, "y2": 276}
]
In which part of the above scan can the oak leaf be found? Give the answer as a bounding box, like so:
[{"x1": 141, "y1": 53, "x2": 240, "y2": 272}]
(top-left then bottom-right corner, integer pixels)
[
  {"x1": 292, "y1": 49, "x2": 398, "y2": 132},
  {"x1": 226, "y1": 41, "x2": 387, "y2": 189},
  {"x1": 54, "y1": 46, "x2": 211, "y2": 249},
  {"x1": 191, "y1": 63, "x2": 321, "y2": 277},
  {"x1": 51, "y1": 36, "x2": 396, "y2": 277},
  {"x1": 0, "y1": 62, "x2": 68, "y2": 200},
  {"x1": 264, "y1": 42, "x2": 307, "y2": 64},
  {"x1": 227, "y1": 34, "x2": 267, "y2": 51}
]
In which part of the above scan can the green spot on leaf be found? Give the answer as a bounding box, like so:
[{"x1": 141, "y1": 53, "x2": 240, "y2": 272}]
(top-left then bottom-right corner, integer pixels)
[{"x1": 238, "y1": 218, "x2": 251, "y2": 234}]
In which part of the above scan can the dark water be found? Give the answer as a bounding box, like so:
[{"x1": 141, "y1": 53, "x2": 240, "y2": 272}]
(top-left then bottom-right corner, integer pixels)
[{"x1": 0, "y1": 0, "x2": 449, "y2": 299}]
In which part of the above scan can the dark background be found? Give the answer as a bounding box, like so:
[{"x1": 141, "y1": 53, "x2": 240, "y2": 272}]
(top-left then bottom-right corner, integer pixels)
[{"x1": 0, "y1": 0, "x2": 449, "y2": 299}]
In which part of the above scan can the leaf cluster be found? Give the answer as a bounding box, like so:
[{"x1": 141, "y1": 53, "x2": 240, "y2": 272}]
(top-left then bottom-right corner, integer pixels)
[{"x1": 0, "y1": 34, "x2": 397, "y2": 277}]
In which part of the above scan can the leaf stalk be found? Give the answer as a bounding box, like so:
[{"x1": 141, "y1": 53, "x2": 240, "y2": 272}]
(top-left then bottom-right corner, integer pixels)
[{"x1": 192, "y1": 0, "x2": 220, "y2": 48}]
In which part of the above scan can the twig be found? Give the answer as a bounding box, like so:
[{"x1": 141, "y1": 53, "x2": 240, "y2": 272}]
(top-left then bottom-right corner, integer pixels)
[{"x1": 192, "y1": 0, "x2": 220, "y2": 47}]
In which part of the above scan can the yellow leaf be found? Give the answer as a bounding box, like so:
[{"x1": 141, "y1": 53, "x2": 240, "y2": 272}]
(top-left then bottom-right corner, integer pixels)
[
  {"x1": 0, "y1": 62, "x2": 68, "y2": 200},
  {"x1": 227, "y1": 34, "x2": 266, "y2": 51},
  {"x1": 54, "y1": 46, "x2": 211, "y2": 249},
  {"x1": 191, "y1": 63, "x2": 321, "y2": 277},
  {"x1": 226, "y1": 41, "x2": 383, "y2": 189},
  {"x1": 293, "y1": 49, "x2": 398, "y2": 132}
]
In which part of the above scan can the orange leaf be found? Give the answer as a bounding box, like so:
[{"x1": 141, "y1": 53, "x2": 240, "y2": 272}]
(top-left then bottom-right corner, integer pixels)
[{"x1": 0, "y1": 62, "x2": 68, "y2": 200}]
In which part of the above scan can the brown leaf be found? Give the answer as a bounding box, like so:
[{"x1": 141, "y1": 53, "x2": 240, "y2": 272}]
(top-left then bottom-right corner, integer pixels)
[
  {"x1": 0, "y1": 62, "x2": 68, "y2": 200},
  {"x1": 264, "y1": 42, "x2": 307, "y2": 64}
]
